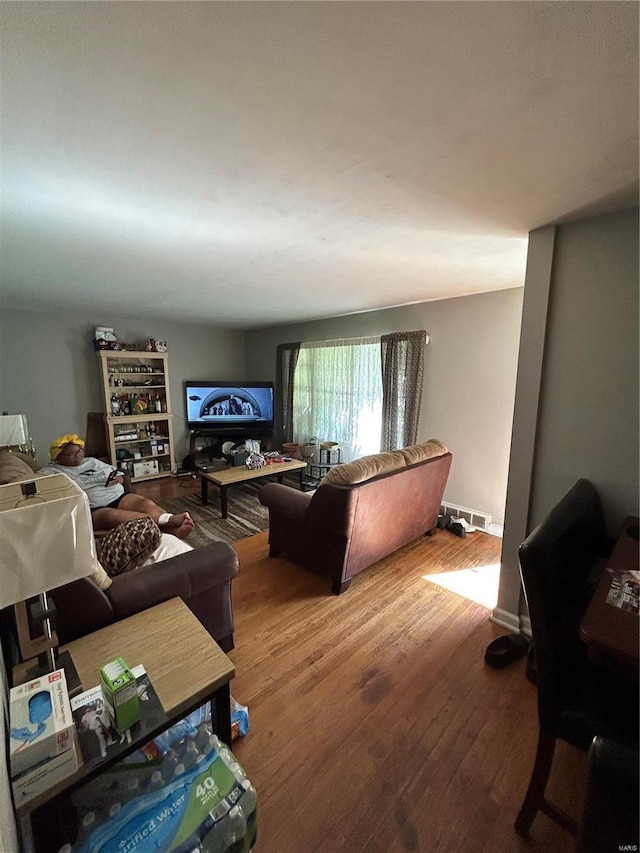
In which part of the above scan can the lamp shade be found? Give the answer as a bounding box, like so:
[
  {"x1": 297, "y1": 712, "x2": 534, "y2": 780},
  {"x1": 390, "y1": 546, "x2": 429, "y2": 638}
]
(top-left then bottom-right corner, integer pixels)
[
  {"x1": 0, "y1": 414, "x2": 28, "y2": 447},
  {"x1": 0, "y1": 474, "x2": 97, "y2": 608}
]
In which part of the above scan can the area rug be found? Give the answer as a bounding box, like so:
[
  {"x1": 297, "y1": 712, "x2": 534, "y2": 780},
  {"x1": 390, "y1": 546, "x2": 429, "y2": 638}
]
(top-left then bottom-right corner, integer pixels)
[{"x1": 161, "y1": 483, "x2": 269, "y2": 549}]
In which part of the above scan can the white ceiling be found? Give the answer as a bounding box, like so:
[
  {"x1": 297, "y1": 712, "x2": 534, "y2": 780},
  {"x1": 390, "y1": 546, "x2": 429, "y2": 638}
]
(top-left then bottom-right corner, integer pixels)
[{"x1": 1, "y1": 2, "x2": 638, "y2": 330}]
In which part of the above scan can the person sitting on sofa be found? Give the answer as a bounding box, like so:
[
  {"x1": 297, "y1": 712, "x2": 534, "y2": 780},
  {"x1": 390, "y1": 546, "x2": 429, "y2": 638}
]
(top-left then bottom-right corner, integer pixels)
[{"x1": 40, "y1": 434, "x2": 195, "y2": 538}]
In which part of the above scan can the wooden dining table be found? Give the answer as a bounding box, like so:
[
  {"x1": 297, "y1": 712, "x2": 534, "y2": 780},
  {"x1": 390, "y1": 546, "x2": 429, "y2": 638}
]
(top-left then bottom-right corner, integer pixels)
[{"x1": 579, "y1": 515, "x2": 639, "y2": 680}]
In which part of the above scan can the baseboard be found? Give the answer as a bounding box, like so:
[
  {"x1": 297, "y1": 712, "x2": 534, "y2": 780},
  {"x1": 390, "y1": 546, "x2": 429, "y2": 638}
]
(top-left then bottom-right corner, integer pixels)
[
  {"x1": 489, "y1": 607, "x2": 521, "y2": 633},
  {"x1": 488, "y1": 522, "x2": 504, "y2": 538},
  {"x1": 519, "y1": 615, "x2": 532, "y2": 639}
]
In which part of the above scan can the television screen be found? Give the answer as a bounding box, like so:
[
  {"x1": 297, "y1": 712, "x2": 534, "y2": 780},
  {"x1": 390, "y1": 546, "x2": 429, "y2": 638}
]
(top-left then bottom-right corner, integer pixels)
[{"x1": 185, "y1": 381, "x2": 274, "y2": 433}]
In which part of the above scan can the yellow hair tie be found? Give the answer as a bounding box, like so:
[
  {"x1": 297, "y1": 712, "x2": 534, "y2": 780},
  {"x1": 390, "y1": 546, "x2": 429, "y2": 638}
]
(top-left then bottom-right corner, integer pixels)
[{"x1": 50, "y1": 434, "x2": 85, "y2": 461}]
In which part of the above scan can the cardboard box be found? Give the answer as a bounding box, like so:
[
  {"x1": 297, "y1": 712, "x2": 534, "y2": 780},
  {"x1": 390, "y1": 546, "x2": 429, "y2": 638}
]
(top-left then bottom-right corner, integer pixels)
[
  {"x1": 100, "y1": 658, "x2": 139, "y2": 734},
  {"x1": 12, "y1": 742, "x2": 78, "y2": 806},
  {"x1": 9, "y1": 669, "x2": 74, "y2": 778},
  {"x1": 132, "y1": 459, "x2": 159, "y2": 478}
]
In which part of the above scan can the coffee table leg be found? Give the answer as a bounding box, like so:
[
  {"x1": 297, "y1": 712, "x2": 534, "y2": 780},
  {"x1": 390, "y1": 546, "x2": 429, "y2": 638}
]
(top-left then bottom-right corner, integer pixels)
[
  {"x1": 220, "y1": 486, "x2": 228, "y2": 519},
  {"x1": 201, "y1": 476, "x2": 209, "y2": 506},
  {"x1": 277, "y1": 474, "x2": 283, "y2": 484},
  {"x1": 210, "y1": 681, "x2": 232, "y2": 749}
]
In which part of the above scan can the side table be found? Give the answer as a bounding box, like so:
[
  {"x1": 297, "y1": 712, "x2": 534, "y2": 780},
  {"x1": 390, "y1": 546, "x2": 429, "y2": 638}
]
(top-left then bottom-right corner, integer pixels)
[{"x1": 13, "y1": 598, "x2": 235, "y2": 840}]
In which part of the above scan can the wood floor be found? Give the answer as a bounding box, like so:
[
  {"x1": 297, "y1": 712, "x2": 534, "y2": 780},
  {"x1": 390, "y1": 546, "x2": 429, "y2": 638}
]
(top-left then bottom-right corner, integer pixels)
[{"x1": 139, "y1": 478, "x2": 586, "y2": 852}]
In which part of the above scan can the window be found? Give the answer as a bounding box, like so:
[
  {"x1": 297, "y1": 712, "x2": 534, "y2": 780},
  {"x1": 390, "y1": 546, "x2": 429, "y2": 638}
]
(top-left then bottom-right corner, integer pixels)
[
  {"x1": 293, "y1": 337, "x2": 382, "y2": 461},
  {"x1": 276, "y1": 330, "x2": 427, "y2": 459}
]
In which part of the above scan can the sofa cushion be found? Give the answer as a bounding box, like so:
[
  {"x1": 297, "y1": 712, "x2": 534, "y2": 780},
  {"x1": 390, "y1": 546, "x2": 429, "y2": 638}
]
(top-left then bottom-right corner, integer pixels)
[
  {"x1": 0, "y1": 451, "x2": 41, "y2": 484},
  {"x1": 399, "y1": 439, "x2": 448, "y2": 466},
  {"x1": 95, "y1": 517, "x2": 162, "y2": 577},
  {"x1": 320, "y1": 450, "x2": 406, "y2": 487}
]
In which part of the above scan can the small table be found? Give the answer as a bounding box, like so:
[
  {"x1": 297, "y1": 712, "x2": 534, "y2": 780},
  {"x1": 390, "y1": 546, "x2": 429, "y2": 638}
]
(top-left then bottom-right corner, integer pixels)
[
  {"x1": 13, "y1": 598, "x2": 236, "y2": 816},
  {"x1": 579, "y1": 516, "x2": 639, "y2": 680},
  {"x1": 199, "y1": 458, "x2": 307, "y2": 518}
]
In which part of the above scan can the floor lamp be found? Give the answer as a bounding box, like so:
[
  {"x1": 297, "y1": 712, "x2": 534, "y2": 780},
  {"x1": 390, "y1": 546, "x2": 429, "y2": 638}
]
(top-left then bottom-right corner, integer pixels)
[{"x1": 0, "y1": 473, "x2": 98, "y2": 696}]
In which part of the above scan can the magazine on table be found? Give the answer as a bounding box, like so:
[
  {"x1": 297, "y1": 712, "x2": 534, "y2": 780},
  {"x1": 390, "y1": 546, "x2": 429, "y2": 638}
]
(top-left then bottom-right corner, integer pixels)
[
  {"x1": 70, "y1": 665, "x2": 167, "y2": 768},
  {"x1": 605, "y1": 570, "x2": 640, "y2": 614}
]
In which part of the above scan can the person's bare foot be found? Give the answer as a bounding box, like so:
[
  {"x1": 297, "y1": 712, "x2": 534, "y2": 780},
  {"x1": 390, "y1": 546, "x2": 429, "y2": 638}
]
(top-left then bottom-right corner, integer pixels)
[
  {"x1": 160, "y1": 512, "x2": 194, "y2": 539},
  {"x1": 165, "y1": 512, "x2": 195, "y2": 540}
]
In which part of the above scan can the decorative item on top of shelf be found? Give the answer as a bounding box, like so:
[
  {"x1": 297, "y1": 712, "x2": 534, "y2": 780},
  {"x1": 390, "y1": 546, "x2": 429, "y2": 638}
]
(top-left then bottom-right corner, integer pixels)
[
  {"x1": 155, "y1": 340, "x2": 168, "y2": 352},
  {"x1": 94, "y1": 326, "x2": 119, "y2": 351},
  {"x1": 145, "y1": 339, "x2": 156, "y2": 352},
  {"x1": 118, "y1": 343, "x2": 139, "y2": 351}
]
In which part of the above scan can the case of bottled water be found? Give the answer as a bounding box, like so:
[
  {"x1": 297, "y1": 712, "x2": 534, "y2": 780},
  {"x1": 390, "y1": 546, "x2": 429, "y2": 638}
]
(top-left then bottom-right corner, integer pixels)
[{"x1": 67, "y1": 725, "x2": 256, "y2": 853}]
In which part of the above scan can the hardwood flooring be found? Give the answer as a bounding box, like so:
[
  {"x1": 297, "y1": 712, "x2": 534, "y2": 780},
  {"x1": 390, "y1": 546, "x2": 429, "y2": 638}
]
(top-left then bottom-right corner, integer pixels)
[{"x1": 139, "y1": 478, "x2": 585, "y2": 852}]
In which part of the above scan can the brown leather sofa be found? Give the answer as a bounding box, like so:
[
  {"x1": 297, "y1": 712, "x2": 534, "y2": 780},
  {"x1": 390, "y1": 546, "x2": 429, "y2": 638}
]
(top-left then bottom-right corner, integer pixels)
[
  {"x1": 259, "y1": 439, "x2": 452, "y2": 594},
  {"x1": 0, "y1": 451, "x2": 239, "y2": 651}
]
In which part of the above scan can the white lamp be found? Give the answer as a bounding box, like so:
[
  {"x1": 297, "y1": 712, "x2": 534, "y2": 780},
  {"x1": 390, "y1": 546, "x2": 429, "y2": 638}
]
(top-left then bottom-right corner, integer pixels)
[
  {"x1": 0, "y1": 413, "x2": 35, "y2": 457},
  {"x1": 0, "y1": 473, "x2": 98, "y2": 695}
]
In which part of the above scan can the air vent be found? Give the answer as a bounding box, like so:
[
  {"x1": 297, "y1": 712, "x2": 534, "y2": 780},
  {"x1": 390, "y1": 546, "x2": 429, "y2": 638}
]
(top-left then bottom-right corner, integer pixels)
[{"x1": 439, "y1": 501, "x2": 492, "y2": 533}]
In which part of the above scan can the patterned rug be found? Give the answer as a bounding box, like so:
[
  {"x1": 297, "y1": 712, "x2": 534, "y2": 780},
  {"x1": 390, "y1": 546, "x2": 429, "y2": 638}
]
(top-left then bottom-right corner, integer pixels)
[{"x1": 161, "y1": 482, "x2": 270, "y2": 549}]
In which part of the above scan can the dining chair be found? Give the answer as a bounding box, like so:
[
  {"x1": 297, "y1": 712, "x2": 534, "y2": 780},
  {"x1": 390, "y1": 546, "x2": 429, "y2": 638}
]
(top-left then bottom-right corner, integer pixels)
[
  {"x1": 515, "y1": 478, "x2": 638, "y2": 837},
  {"x1": 575, "y1": 736, "x2": 639, "y2": 853}
]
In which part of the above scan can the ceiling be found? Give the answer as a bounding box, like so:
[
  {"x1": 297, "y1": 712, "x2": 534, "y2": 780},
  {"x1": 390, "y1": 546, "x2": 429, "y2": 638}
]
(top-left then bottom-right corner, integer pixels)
[{"x1": 1, "y1": 2, "x2": 638, "y2": 330}]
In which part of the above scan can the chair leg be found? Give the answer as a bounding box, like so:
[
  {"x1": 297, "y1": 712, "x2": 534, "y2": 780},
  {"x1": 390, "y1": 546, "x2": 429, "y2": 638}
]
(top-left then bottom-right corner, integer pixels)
[{"x1": 515, "y1": 727, "x2": 557, "y2": 836}]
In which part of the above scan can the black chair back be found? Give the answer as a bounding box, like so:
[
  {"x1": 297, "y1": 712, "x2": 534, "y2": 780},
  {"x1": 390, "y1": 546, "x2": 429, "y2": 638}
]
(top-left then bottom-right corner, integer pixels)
[{"x1": 518, "y1": 479, "x2": 608, "y2": 738}]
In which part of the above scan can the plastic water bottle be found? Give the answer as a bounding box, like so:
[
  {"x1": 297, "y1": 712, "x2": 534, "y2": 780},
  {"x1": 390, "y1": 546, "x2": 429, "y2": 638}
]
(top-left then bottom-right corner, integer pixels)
[
  {"x1": 200, "y1": 805, "x2": 246, "y2": 853},
  {"x1": 206, "y1": 735, "x2": 246, "y2": 780},
  {"x1": 161, "y1": 747, "x2": 180, "y2": 780},
  {"x1": 183, "y1": 740, "x2": 199, "y2": 769},
  {"x1": 125, "y1": 776, "x2": 141, "y2": 803},
  {"x1": 75, "y1": 811, "x2": 97, "y2": 850},
  {"x1": 195, "y1": 722, "x2": 213, "y2": 753},
  {"x1": 237, "y1": 779, "x2": 257, "y2": 850},
  {"x1": 147, "y1": 769, "x2": 164, "y2": 792}
]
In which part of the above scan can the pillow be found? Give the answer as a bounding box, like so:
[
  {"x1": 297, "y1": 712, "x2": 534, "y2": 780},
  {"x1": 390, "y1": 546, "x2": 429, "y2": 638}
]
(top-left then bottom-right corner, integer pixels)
[
  {"x1": 0, "y1": 451, "x2": 41, "y2": 484},
  {"x1": 399, "y1": 439, "x2": 449, "y2": 466},
  {"x1": 95, "y1": 517, "x2": 162, "y2": 577},
  {"x1": 319, "y1": 450, "x2": 406, "y2": 487},
  {"x1": 139, "y1": 533, "x2": 193, "y2": 566}
]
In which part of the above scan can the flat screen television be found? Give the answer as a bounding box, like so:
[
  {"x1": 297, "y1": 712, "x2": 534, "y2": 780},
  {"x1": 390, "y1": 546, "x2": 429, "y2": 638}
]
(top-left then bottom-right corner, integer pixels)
[{"x1": 185, "y1": 381, "x2": 275, "y2": 435}]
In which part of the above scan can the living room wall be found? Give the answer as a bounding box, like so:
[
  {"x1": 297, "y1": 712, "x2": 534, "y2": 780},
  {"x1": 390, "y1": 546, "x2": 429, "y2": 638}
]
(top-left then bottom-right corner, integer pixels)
[
  {"x1": 0, "y1": 310, "x2": 246, "y2": 467},
  {"x1": 0, "y1": 289, "x2": 523, "y2": 527},
  {"x1": 496, "y1": 205, "x2": 639, "y2": 629},
  {"x1": 245, "y1": 288, "x2": 524, "y2": 527}
]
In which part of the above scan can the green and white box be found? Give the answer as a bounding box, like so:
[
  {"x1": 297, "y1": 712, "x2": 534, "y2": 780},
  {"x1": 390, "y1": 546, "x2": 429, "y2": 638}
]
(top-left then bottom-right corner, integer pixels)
[{"x1": 100, "y1": 657, "x2": 139, "y2": 734}]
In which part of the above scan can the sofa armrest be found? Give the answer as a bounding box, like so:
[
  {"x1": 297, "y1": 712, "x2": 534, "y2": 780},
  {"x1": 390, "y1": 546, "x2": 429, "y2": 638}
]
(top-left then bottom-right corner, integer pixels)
[
  {"x1": 259, "y1": 482, "x2": 312, "y2": 523},
  {"x1": 106, "y1": 541, "x2": 239, "y2": 621},
  {"x1": 51, "y1": 578, "x2": 116, "y2": 644}
]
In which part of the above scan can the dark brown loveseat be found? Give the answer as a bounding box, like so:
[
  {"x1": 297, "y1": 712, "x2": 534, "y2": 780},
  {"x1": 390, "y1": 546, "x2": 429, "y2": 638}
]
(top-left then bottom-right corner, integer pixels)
[
  {"x1": 0, "y1": 451, "x2": 239, "y2": 651},
  {"x1": 259, "y1": 439, "x2": 452, "y2": 594}
]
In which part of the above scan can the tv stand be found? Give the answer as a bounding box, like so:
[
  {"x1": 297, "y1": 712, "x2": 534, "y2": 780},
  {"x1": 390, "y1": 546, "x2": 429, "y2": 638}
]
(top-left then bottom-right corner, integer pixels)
[{"x1": 188, "y1": 429, "x2": 274, "y2": 464}]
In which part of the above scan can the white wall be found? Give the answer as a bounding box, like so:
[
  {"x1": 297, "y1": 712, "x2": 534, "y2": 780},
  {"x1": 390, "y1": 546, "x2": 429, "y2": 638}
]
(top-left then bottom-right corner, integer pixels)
[
  {"x1": 245, "y1": 288, "x2": 524, "y2": 526},
  {"x1": 0, "y1": 309, "x2": 247, "y2": 466}
]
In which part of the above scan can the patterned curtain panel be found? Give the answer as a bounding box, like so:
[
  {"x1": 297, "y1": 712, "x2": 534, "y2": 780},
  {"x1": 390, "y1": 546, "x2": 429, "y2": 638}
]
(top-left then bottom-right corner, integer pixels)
[
  {"x1": 292, "y1": 337, "x2": 382, "y2": 462},
  {"x1": 380, "y1": 330, "x2": 427, "y2": 451},
  {"x1": 275, "y1": 342, "x2": 300, "y2": 446}
]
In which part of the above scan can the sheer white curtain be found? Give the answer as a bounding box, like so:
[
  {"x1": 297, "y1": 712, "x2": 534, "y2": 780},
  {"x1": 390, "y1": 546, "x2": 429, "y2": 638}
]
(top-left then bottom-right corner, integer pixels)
[{"x1": 292, "y1": 337, "x2": 382, "y2": 462}]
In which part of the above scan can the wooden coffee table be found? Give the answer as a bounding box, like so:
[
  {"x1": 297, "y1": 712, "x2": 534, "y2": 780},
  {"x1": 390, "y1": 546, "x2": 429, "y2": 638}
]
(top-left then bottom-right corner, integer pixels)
[{"x1": 199, "y1": 459, "x2": 306, "y2": 518}]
